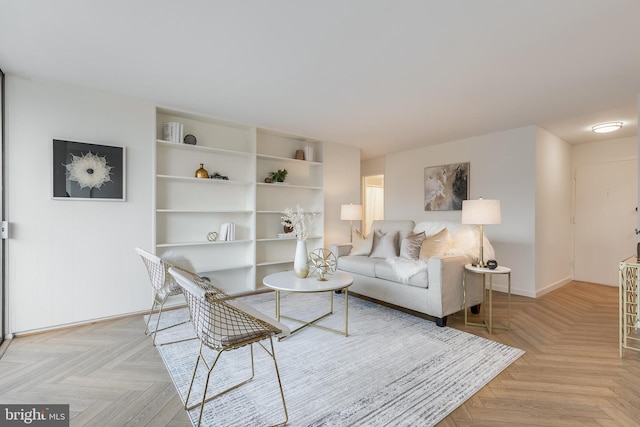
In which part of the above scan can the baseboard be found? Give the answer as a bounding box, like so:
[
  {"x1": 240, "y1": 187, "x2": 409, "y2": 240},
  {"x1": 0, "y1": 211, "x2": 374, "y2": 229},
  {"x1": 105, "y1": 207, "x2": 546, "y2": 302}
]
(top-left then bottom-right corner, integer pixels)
[
  {"x1": 11, "y1": 305, "x2": 186, "y2": 338},
  {"x1": 535, "y1": 276, "x2": 572, "y2": 298}
]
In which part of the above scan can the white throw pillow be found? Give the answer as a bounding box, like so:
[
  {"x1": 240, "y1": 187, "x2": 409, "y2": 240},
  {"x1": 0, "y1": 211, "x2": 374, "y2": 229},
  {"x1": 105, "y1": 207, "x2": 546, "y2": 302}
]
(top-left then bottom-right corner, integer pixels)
[
  {"x1": 369, "y1": 230, "x2": 399, "y2": 258},
  {"x1": 350, "y1": 229, "x2": 373, "y2": 256}
]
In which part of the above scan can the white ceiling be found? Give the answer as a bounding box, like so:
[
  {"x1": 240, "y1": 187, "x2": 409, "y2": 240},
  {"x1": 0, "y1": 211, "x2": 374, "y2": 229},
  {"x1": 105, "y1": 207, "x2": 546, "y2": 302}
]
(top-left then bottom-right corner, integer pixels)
[{"x1": 1, "y1": 0, "x2": 639, "y2": 159}]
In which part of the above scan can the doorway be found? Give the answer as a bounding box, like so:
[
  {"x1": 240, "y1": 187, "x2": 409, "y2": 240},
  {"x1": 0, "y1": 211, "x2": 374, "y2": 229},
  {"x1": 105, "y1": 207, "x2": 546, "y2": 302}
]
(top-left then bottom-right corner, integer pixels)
[
  {"x1": 573, "y1": 159, "x2": 637, "y2": 286},
  {"x1": 363, "y1": 175, "x2": 384, "y2": 235}
]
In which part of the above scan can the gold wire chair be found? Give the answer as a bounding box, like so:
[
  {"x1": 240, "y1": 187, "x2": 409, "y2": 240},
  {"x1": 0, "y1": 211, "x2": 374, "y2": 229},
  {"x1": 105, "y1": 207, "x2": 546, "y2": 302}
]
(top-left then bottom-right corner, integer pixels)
[
  {"x1": 168, "y1": 267, "x2": 289, "y2": 427},
  {"x1": 135, "y1": 247, "x2": 193, "y2": 346}
]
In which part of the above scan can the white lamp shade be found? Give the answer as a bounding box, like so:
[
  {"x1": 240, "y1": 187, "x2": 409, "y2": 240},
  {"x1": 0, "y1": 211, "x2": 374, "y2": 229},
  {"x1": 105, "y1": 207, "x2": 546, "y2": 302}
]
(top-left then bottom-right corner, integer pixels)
[
  {"x1": 461, "y1": 199, "x2": 501, "y2": 225},
  {"x1": 340, "y1": 204, "x2": 362, "y2": 221}
]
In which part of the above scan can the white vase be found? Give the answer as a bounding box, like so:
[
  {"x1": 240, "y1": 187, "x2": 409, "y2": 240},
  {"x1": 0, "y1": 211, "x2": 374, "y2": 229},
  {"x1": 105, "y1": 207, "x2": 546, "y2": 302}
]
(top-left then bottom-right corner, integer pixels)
[{"x1": 294, "y1": 240, "x2": 309, "y2": 278}]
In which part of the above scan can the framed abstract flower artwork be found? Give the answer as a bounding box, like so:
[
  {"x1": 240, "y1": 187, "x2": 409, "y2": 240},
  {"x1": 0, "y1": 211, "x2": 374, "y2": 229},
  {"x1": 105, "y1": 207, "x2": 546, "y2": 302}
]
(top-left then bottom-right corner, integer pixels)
[{"x1": 52, "y1": 139, "x2": 126, "y2": 201}]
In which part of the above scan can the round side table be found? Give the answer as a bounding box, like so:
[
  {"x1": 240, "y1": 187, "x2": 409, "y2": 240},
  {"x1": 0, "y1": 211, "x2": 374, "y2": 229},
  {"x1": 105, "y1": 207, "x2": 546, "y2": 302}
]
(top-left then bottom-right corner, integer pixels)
[{"x1": 463, "y1": 264, "x2": 511, "y2": 334}]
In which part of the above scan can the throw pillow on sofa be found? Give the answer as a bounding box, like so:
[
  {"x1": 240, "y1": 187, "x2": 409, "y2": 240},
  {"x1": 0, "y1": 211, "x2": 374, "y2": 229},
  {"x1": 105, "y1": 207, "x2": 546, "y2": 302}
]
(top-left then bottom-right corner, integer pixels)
[
  {"x1": 400, "y1": 231, "x2": 427, "y2": 260},
  {"x1": 369, "y1": 230, "x2": 399, "y2": 258},
  {"x1": 419, "y1": 228, "x2": 450, "y2": 260},
  {"x1": 350, "y1": 229, "x2": 373, "y2": 255}
]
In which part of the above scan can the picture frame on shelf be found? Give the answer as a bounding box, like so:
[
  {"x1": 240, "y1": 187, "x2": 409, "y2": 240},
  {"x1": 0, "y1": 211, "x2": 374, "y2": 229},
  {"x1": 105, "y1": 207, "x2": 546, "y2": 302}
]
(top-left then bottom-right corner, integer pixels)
[{"x1": 52, "y1": 139, "x2": 126, "y2": 201}]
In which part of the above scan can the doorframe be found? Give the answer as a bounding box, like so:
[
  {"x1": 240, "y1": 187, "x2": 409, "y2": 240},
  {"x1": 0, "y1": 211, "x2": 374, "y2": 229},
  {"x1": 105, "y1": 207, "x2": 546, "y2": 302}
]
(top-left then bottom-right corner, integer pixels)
[{"x1": 0, "y1": 68, "x2": 5, "y2": 345}]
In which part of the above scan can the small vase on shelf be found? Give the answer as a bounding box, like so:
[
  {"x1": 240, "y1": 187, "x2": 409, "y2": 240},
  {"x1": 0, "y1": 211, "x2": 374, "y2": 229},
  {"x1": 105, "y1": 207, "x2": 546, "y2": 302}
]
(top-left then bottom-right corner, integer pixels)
[
  {"x1": 195, "y1": 163, "x2": 209, "y2": 179},
  {"x1": 294, "y1": 240, "x2": 309, "y2": 278}
]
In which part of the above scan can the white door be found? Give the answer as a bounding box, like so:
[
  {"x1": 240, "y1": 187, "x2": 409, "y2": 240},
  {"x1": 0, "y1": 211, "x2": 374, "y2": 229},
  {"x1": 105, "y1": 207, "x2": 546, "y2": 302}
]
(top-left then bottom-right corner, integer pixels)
[{"x1": 573, "y1": 159, "x2": 637, "y2": 286}]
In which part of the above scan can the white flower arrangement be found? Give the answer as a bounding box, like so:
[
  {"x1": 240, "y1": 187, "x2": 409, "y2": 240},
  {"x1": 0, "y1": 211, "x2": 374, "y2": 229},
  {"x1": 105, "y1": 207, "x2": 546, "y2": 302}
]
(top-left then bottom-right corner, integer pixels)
[
  {"x1": 281, "y1": 205, "x2": 320, "y2": 241},
  {"x1": 64, "y1": 151, "x2": 113, "y2": 189}
]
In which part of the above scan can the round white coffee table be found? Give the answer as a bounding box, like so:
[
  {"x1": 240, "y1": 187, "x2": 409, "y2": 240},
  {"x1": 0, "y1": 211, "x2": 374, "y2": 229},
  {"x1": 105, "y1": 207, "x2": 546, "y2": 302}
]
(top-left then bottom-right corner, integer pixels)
[{"x1": 263, "y1": 271, "x2": 354, "y2": 338}]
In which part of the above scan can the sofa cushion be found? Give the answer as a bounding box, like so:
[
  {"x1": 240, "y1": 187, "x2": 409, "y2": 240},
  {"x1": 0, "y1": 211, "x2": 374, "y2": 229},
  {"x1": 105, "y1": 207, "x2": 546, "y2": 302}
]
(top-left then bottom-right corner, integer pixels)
[
  {"x1": 369, "y1": 230, "x2": 399, "y2": 258},
  {"x1": 337, "y1": 255, "x2": 379, "y2": 278},
  {"x1": 375, "y1": 260, "x2": 429, "y2": 289},
  {"x1": 400, "y1": 231, "x2": 426, "y2": 260},
  {"x1": 419, "y1": 228, "x2": 450, "y2": 260},
  {"x1": 350, "y1": 229, "x2": 373, "y2": 256}
]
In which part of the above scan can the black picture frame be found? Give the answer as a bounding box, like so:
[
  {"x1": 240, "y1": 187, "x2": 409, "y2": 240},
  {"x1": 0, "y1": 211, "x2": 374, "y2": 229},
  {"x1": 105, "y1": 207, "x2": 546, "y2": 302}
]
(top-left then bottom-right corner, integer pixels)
[{"x1": 52, "y1": 139, "x2": 126, "y2": 200}]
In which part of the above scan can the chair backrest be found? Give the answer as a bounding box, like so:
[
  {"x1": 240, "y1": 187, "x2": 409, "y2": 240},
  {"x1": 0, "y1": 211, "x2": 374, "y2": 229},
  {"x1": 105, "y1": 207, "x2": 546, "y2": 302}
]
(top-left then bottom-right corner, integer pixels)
[
  {"x1": 169, "y1": 267, "x2": 285, "y2": 350},
  {"x1": 135, "y1": 247, "x2": 180, "y2": 298}
]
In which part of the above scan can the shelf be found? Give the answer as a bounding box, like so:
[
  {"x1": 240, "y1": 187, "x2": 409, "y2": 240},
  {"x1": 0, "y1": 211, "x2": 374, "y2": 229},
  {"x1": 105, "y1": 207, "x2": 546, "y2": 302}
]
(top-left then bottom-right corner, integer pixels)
[
  {"x1": 256, "y1": 182, "x2": 323, "y2": 190},
  {"x1": 157, "y1": 174, "x2": 252, "y2": 185},
  {"x1": 156, "y1": 239, "x2": 252, "y2": 248},
  {"x1": 157, "y1": 209, "x2": 253, "y2": 214},
  {"x1": 257, "y1": 153, "x2": 322, "y2": 165},
  {"x1": 257, "y1": 235, "x2": 322, "y2": 242},
  {"x1": 256, "y1": 259, "x2": 294, "y2": 267},
  {"x1": 257, "y1": 210, "x2": 322, "y2": 214},
  {"x1": 197, "y1": 264, "x2": 253, "y2": 274},
  {"x1": 157, "y1": 139, "x2": 253, "y2": 157}
]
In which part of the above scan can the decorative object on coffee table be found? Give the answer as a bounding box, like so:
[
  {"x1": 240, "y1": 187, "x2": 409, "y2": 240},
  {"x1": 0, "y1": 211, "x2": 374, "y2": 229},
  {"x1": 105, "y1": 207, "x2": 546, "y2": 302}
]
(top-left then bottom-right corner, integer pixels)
[
  {"x1": 308, "y1": 248, "x2": 337, "y2": 281},
  {"x1": 281, "y1": 205, "x2": 320, "y2": 278}
]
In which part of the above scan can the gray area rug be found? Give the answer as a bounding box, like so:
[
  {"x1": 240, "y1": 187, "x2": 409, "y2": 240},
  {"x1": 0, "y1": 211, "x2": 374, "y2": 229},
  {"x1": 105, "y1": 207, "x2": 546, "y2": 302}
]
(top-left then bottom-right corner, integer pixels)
[{"x1": 149, "y1": 291, "x2": 524, "y2": 426}]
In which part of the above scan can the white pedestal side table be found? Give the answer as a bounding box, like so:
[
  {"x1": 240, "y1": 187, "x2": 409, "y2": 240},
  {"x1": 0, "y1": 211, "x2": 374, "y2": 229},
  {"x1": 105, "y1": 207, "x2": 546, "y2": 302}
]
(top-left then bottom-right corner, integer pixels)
[
  {"x1": 263, "y1": 271, "x2": 354, "y2": 339},
  {"x1": 463, "y1": 264, "x2": 511, "y2": 334}
]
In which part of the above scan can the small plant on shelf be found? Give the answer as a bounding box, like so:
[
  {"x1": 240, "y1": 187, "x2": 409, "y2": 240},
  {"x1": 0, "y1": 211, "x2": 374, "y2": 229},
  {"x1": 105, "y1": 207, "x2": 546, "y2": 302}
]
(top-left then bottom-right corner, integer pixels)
[{"x1": 268, "y1": 169, "x2": 288, "y2": 183}]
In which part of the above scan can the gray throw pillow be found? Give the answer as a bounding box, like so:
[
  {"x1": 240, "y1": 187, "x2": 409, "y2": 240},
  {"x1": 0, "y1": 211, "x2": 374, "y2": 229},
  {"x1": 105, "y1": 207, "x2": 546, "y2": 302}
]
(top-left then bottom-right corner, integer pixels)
[{"x1": 400, "y1": 231, "x2": 427, "y2": 260}]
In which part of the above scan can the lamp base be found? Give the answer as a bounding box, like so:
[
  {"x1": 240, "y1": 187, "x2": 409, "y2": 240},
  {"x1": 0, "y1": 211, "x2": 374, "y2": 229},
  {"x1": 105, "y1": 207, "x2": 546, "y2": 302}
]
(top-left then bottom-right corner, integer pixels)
[{"x1": 472, "y1": 261, "x2": 487, "y2": 268}]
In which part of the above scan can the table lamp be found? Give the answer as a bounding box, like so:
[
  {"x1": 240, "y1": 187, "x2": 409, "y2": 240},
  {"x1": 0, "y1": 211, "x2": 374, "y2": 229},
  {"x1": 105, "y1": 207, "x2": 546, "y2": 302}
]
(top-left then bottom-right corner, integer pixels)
[
  {"x1": 340, "y1": 204, "x2": 362, "y2": 243},
  {"x1": 461, "y1": 198, "x2": 501, "y2": 268}
]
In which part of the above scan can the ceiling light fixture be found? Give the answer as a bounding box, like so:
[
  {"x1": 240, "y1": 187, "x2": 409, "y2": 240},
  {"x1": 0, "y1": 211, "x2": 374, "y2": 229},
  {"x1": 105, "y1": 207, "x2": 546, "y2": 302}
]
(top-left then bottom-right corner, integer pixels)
[{"x1": 591, "y1": 122, "x2": 623, "y2": 133}]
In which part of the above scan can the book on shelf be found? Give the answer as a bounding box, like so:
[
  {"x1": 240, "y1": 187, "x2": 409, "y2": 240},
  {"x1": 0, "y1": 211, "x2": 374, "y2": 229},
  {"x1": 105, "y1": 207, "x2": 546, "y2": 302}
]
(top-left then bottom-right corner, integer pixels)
[
  {"x1": 163, "y1": 122, "x2": 183, "y2": 143},
  {"x1": 219, "y1": 222, "x2": 236, "y2": 241}
]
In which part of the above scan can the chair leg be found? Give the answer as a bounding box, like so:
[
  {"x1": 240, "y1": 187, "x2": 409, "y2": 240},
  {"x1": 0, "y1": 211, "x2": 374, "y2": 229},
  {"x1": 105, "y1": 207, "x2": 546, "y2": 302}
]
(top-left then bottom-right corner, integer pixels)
[
  {"x1": 147, "y1": 295, "x2": 192, "y2": 346},
  {"x1": 260, "y1": 337, "x2": 289, "y2": 426},
  {"x1": 144, "y1": 300, "x2": 160, "y2": 336},
  {"x1": 185, "y1": 342, "x2": 205, "y2": 412},
  {"x1": 151, "y1": 297, "x2": 167, "y2": 346},
  {"x1": 186, "y1": 344, "x2": 260, "y2": 427}
]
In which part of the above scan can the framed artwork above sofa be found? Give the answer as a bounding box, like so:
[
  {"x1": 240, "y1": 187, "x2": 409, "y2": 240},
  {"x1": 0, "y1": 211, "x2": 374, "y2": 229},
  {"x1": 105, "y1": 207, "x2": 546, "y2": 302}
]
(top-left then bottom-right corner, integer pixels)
[{"x1": 424, "y1": 162, "x2": 469, "y2": 211}]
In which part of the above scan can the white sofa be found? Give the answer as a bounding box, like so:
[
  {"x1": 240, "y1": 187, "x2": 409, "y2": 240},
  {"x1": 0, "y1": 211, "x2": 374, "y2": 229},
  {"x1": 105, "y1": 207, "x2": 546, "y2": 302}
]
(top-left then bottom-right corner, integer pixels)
[{"x1": 331, "y1": 220, "x2": 495, "y2": 326}]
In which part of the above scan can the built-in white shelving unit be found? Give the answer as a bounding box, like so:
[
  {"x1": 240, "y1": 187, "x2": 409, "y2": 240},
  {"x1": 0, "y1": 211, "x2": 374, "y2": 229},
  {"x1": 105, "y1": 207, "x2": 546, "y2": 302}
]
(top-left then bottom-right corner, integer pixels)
[
  {"x1": 155, "y1": 108, "x2": 256, "y2": 295},
  {"x1": 154, "y1": 108, "x2": 324, "y2": 294},
  {"x1": 255, "y1": 129, "x2": 324, "y2": 287}
]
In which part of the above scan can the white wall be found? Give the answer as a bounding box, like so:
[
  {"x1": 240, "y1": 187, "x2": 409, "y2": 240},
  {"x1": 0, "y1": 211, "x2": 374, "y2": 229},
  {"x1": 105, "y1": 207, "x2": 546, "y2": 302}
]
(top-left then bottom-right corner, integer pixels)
[
  {"x1": 5, "y1": 76, "x2": 155, "y2": 334},
  {"x1": 362, "y1": 156, "x2": 385, "y2": 177},
  {"x1": 535, "y1": 128, "x2": 572, "y2": 295},
  {"x1": 573, "y1": 136, "x2": 637, "y2": 165},
  {"x1": 4, "y1": 77, "x2": 361, "y2": 335},
  {"x1": 385, "y1": 127, "x2": 540, "y2": 297},
  {"x1": 323, "y1": 142, "x2": 361, "y2": 246}
]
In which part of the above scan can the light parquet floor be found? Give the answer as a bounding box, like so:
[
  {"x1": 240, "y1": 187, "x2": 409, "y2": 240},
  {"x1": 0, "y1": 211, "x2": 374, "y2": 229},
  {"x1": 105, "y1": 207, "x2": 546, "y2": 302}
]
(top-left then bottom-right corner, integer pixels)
[
  {"x1": 442, "y1": 280, "x2": 640, "y2": 427},
  {"x1": 0, "y1": 281, "x2": 638, "y2": 426}
]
